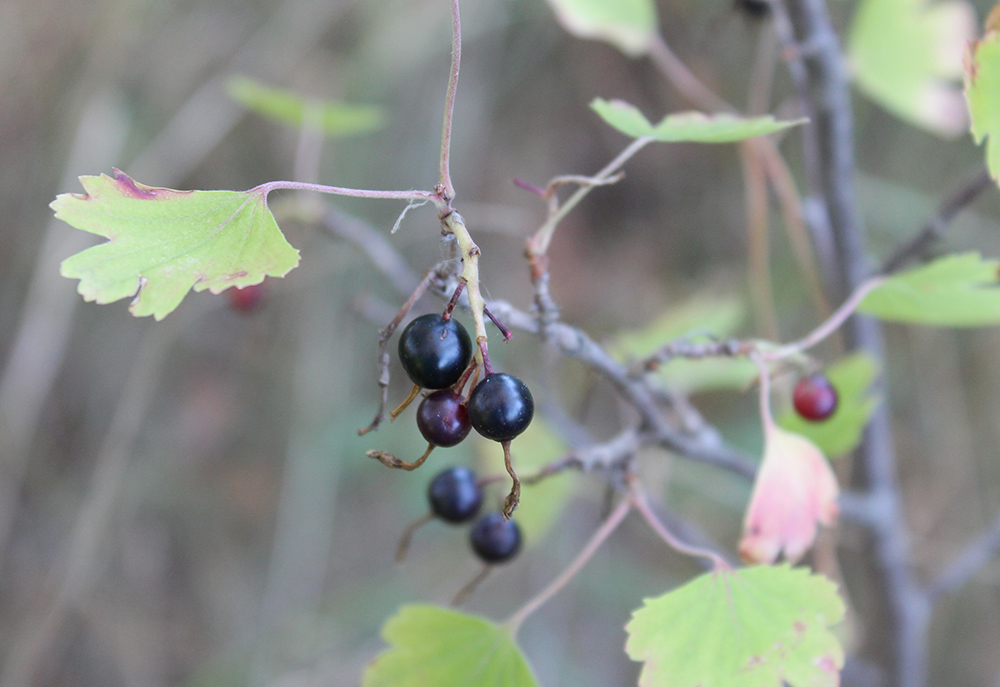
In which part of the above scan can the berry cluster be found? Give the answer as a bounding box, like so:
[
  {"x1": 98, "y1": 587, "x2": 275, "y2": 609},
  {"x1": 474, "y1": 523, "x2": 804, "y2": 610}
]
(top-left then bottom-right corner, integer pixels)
[
  {"x1": 369, "y1": 308, "x2": 533, "y2": 518},
  {"x1": 398, "y1": 466, "x2": 522, "y2": 566}
]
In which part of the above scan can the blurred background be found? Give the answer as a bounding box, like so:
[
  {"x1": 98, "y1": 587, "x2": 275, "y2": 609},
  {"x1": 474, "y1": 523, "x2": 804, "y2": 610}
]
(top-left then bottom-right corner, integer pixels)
[{"x1": 2, "y1": 0, "x2": 1000, "y2": 685}]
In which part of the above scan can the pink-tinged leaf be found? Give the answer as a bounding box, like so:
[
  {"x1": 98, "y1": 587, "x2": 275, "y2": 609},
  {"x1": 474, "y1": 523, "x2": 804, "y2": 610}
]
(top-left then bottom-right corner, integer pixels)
[
  {"x1": 740, "y1": 426, "x2": 839, "y2": 564},
  {"x1": 52, "y1": 170, "x2": 299, "y2": 320}
]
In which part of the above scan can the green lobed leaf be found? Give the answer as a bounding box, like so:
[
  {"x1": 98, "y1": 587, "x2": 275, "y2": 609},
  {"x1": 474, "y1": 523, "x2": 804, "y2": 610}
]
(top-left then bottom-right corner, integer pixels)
[
  {"x1": 626, "y1": 565, "x2": 845, "y2": 687},
  {"x1": 858, "y1": 252, "x2": 1000, "y2": 326},
  {"x1": 591, "y1": 99, "x2": 806, "y2": 143},
  {"x1": 227, "y1": 76, "x2": 385, "y2": 136},
  {"x1": 966, "y1": 6, "x2": 1000, "y2": 180},
  {"x1": 479, "y1": 417, "x2": 573, "y2": 544},
  {"x1": 363, "y1": 605, "x2": 539, "y2": 687},
  {"x1": 54, "y1": 170, "x2": 299, "y2": 320},
  {"x1": 777, "y1": 354, "x2": 880, "y2": 458},
  {"x1": 849, "y1": 0, "x2": 974, "y2": 136},
  {"x1": 545, "y1": 0, "x2": 656, "y2": 57}
]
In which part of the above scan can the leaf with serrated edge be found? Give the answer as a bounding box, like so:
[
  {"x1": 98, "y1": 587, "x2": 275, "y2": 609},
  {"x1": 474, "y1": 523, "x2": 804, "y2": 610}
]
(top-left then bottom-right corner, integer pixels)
[
  {"x1": 859, "y1": 252, "x2": 1000, "y2": 326},
  {"x1": 849, "y1": 0, "x2": 974, "y2": 136},
  {"x1": 591, "y1": 98, "x2": 807, "y2": 143},
  {"x1": 54, "y1": 170, "x2": 299, "y2": 320},
  {"x1": 778, "y1": 354, "x2": 880, "y2": 457},
  {"x1": 967, "y1": 4, "x2": 1000, "y2": 180},
  {"x1": 363, "y1": 605, "x2": 539, "y2": 687},
  {"x1": 545, "y1": 0, "x2": 656, "y2": 56},
  {"x1": 227, "y1": 76, "x2": 385, "y2": 137},
  {"x1": 626, "y1": 565, "x2": 845, "y2": 687}
]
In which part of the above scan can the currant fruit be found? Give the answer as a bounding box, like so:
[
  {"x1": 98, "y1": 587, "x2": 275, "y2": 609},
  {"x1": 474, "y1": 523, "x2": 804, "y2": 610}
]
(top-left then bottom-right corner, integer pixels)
[
  {"x1": 427, "y1": 466, "x2": 483, "y2": 524},
  {"x1": 398, "y1": 314, "x2": 473, "y2": 390},
  {"x1": 793, "y1": 373, "x2": 838, "y2": 422},
  {"x1": 417, "y1": 390, "x2": 471, "y2": 447},
  {"x1": 469, "y1": 511, "x2": 522, "y2": 564},
  {"x1": 226, "y1": 283, "x2": 266, "y2": 313},
  {"x1": 467, "y1": 373, "x2": 533, "y2": 442}
]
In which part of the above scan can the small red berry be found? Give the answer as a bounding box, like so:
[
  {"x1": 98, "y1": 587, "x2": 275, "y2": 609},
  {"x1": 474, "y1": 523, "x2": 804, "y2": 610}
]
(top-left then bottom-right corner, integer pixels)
[
  {"x1": 793, "y1": 373, "x2": 838, "y2": 422},
  {"x1": 226, "y1": 283, "x2": 266, "y2": 313}
]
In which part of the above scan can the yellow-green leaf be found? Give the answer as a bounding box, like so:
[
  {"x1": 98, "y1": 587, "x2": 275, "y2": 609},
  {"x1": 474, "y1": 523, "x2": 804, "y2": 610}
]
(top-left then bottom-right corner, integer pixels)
[
  {"x1": 54, "y1": 170, "x2": 299, "y2": 320},
  {"x1": 227, "y1": 76, "x2": 385, "y2": 137},
  {"x1": 859, "y1": 252, "x2": 1000, "y2": 326},
  {"x1": 591, "y1": 98, "x2": 806, "y2": 143},
  {"x1": 849, "y1": 0, "x2": 974, "y2": 136},
  {"x1": 966, "y1": 4, "x2": 1000, "y2": 180},
  {"x1": 626, "y1": 565, "x2": 845, "y2": 687},
  {"x1": 363, "y1": 605, "x2": 538, "y2": 687},
  {"x1": 545, "y1": 0, "x2": 656, "y2": 57}
]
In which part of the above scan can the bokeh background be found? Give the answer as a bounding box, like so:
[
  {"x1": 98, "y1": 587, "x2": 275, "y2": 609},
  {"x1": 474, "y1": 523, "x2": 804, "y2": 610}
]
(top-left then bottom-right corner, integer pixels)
[{"x1": 2, "y1": 0, "x2": 1000, "y2": 685}]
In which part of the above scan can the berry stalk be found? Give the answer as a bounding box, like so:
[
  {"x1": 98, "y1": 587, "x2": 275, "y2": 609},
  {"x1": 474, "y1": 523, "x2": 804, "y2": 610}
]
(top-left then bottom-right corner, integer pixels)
[{"x1": 441, "y1": 209, "x2": 490, "y2": 366}]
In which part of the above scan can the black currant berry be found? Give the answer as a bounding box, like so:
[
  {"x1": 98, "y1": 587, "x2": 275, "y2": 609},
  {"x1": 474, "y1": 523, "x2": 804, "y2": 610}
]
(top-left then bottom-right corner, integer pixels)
[
  {"x1": 470, "y1": 512, "x2": 522, "y2": 564},
  {"x1": 417, "y1": 390, "x2": 471, "y2": 447},
  {"x1": 736, "y1": 0, "x2": 771, "y2": 19},
  {"x1": 427, "y1": 466, "x2": 483, "y2": 524},
  {"x1": 467, "y1": 373, "x2": 533, "y2": 442},
  {"x1": 398, "y1": 314, "x2": 473, "y2": 390},
  {"x1": 793, "y1": 373, "x2": 838, "y2": 422}
]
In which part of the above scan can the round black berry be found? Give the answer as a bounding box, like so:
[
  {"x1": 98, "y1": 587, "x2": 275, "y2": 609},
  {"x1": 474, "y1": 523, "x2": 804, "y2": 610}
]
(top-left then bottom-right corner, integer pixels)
[
  {"x1": 427, "y1": 466, "x2": 483, "y2": 524},
  {"x1": 469, "y1": 511, "x2": 522, "y2": 563},
  {"x1": 793, "y1": 373, "x2": 838, "y2": 422},
  {"x1": 398, "y1": 314, "x2": 473, "y2": 390},
  {"x1": 467, "y1": 373, "x2": 533, "y2": 442},
  {"x1": 417, "y1": 390, "x2": 471, "y2": 447}
]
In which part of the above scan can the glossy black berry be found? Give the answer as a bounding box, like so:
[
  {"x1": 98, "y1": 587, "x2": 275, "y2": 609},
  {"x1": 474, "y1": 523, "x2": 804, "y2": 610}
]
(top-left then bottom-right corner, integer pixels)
[
  {"x1": 398, "y1": 314, "x2": 473, "y2": 390},
  {"x1": 427, "y1": 466, "x2": 483, "y2": 524},
  {"x1": 793, "y1": 373, "x2": 838, "y2": 422},
  {"x1": 469, "y1": 512, "x2": 522, "y2": 563},
  {"x1": 467, "y1": 373, "x2": 534, "y2": 442},
  {"x1": 417, "y1": 390, "x2": 471, "y2": 447}
]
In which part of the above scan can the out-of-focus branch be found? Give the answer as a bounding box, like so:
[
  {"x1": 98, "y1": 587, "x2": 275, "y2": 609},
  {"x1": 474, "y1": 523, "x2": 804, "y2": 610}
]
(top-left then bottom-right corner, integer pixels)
[
  {"x1": 774, "y1": 2, "x2": 928, "y2": 686},
  {"x1": 927, "y1": 508, "x2": 1000, "y2": 603},
  {"x1": 880, "y1": 165, "x2": 993, "y2": 275}
]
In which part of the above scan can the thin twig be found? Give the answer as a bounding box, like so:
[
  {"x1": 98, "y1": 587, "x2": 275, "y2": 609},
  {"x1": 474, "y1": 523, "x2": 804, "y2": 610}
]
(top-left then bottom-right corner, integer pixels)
[
  {"x1": 438, "y1": 0, "x2": 462, "y2": 200},
  {"x1": 880, "y1": 166, "x2": 993, "y2": 275},
  {"x1": 504, "y1": 498, "x2": 632, "y2": 635},
  {"x1": 927, "y1": 508, "x2": 1000, "y2": 602},
  {"x1": 629, "y1": 481, "x2": 730, "y2": 570}
]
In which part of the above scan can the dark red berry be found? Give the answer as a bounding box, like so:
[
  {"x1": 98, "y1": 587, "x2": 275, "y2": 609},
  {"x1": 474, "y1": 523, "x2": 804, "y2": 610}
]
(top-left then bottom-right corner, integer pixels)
[
  {"x1": 417, "y1": 390, "x2": 471, "y2": 447},
  {"x1": 467, "y1": 373, "x2": 533, "y2": 442},
  {"x1": 469, "y1": 511, "x2": 522, "y2": 563},
  {"x1": 398, "y1": 314, "x2": 473, "y2": 390},
  {"x1": 793, "y1": 373, "x2": 838, "y2": 422},
  {"x1": 226, "y1": 283, "x2": 266, "y2": 313},
  {"x1": 427, "y1": 466, "x2": 483, "y2": 524}
]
